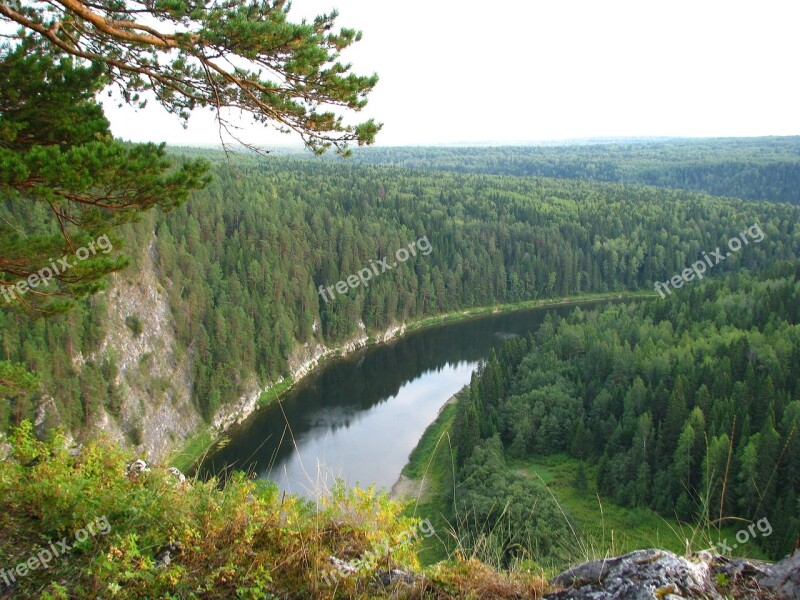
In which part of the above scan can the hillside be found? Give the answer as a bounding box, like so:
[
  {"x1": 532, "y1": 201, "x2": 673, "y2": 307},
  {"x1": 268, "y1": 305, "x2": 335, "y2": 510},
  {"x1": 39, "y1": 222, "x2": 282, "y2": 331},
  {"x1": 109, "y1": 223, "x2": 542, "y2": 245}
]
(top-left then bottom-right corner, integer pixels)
[
  {"x1": 2, "y1": 153, "x2": 799, "y2": 462},
  {"x1": 1, "y1": 423, "x2": 799, "y2": 598},
  {"x1": 343, "y1": 137, "x2": 800, "y2": 204},
  {"x1": 3, "y1": 0, "x2": 800, "y2": 596},
  {"x1": 442, "y1": 265, "x2": 800, "y2": 563}
]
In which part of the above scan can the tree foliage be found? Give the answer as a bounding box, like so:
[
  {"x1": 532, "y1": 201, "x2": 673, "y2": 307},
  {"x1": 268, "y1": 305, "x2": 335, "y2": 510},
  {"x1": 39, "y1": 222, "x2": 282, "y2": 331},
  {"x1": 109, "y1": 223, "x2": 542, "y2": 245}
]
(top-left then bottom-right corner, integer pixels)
[
  {"x1": 0, "y1": 40, "x2": 210, "y2": 314},
  {"x1": 0, "y1": 0, "x2": 380, "y2": 154},
  {"x1": 452, "y1": 263, "x2": 800, "y2": 559},
  {"x1": 2, "y1": 151, "x2": 799, "y2": 430},
  {"x1": 0, "y1": 0, "x2": 380, "y2": 313},
  {"x1": 345, "y1": 138, "x2": 800, "y2": 204}
]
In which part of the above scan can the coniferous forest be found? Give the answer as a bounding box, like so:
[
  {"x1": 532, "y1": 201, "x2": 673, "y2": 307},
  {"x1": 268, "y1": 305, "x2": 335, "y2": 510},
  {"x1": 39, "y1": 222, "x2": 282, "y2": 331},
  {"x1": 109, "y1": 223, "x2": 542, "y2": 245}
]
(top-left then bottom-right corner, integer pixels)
[
  {"x1": 451, "y1": 263, "x2": 800, "y2": 561},
  {"x1": 2, "y1": 150, "x2": 799, "y2": 431},
  {"x1": 3, "y1": 0, "x2": 800, "y2": 596},
  {"x1": 343, "y1": 138, "x2": 800, "y2": 204}
]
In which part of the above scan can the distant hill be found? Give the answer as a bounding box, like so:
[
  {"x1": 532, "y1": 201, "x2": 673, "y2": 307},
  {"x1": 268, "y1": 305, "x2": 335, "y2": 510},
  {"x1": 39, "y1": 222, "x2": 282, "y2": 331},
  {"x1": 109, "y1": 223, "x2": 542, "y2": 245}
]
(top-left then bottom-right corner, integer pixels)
[{"x1": 343, "y1": 137, "x2": 800, "y2": 204}]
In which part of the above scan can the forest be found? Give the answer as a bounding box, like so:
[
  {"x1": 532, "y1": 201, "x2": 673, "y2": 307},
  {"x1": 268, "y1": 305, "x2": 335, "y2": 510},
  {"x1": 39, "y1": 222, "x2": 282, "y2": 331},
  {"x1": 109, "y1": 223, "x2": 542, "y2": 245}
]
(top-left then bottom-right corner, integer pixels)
[
  {"x1": 343, "y1": 137, "x2": 800, "y2": 204},
  {"x1": 450, "y1": 263, "x2": 800, "y2": 562},
  {"x1": 2, "y1": 151, "x2": 799, "y2": 436},
  {"x1": 3, "y1": 0, "x2": 798, "y2": 596}
]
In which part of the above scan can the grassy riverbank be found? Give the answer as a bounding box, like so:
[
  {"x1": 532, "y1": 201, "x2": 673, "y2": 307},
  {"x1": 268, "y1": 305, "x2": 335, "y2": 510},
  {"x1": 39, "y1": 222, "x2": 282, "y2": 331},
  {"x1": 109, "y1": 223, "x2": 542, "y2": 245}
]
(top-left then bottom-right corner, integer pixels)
[
  {"x1": 397, "y1": 395, "x2": 462, "y2": 564},
  {"x1": 396, "y1": 412, "x2": 768, "y2": 569},
  {"x1": 403, "y1": 291, "x2": 653, "y2": 334}
]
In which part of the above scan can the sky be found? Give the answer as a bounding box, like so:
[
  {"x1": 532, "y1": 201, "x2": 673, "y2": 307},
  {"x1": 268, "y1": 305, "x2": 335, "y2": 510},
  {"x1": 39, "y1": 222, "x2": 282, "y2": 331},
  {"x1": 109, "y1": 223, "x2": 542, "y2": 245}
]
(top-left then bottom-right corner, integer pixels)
[{"x1": 103, "y1": 0, "x2": 800, "y2": 147}]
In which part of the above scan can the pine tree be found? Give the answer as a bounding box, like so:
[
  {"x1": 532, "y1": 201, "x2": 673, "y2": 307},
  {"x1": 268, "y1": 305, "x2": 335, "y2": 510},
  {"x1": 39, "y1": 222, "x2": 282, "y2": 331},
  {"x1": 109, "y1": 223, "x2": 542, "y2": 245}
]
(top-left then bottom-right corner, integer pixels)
[
  {"x1": 0, "y1": 40, "x2": 210, "y2": 314},
  {"x1": 0, "y1": 0, "x2": 379, "y2": 155},
  {"x1": 573, "y1": 461, "x2": 588, "y2": 493}
]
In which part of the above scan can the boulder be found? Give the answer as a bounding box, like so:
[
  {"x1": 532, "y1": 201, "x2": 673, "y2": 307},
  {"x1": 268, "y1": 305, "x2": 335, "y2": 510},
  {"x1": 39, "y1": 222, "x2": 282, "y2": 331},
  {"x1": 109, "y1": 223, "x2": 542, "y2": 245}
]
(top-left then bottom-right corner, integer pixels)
[
  {"x1": 127, "y1": 459, "x2": 150, "y2": 475},
  {"x1": 545, "y1": 549, "x2": 719, "y2": 600},
  {"x1": 546, "y1": 548, "x2": 800, "y2": 600},
  {"x1": 166, "y1": 466, "x2": 186, "y2": 484},
  {"x1": 756, "y1": 549, "x2": 800, "y2": 599}
]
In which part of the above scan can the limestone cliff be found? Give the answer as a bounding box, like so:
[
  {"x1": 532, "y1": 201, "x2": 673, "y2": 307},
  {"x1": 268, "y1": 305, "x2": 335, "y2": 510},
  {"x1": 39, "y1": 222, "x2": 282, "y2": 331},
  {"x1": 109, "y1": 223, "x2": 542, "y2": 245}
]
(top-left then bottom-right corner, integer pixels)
[{"x1": 39, "y1": 235, "x2": 410, "y2": 463}]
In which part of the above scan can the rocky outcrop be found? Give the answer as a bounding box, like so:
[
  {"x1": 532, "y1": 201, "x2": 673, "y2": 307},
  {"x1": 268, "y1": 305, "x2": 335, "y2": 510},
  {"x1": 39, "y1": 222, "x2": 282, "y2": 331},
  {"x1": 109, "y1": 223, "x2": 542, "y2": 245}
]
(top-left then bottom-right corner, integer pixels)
[
  {"x1": 39, "y1": 231, "x2": 412, "y2": 464},
  {"x1": 545, "y1": 549, "x2": 718, "y2": 599},
  {"x1": 287, "y1": 321, "x2": 406, "y2": 382},
  {"x1": 717, "y1": 549, "x2": 800, "y2": 599},
  {"x1": 89, "y1": 240, "x2": 201, "y2": 461},
  {"x1": 545, "y1": 548, "x2": 800, "y2": 600},
  {"x1": 211, "y1": 375, "x2": 276, "y2": 433}
]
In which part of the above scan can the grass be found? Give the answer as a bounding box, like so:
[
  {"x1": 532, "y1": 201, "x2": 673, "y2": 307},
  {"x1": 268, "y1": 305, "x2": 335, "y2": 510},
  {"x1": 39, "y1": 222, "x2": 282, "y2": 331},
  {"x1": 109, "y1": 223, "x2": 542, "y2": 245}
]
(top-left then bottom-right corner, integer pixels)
[
  {"x1": 257, "y1": 377, "x2": 295, "y2": 409},
  {"x1": 403, "y1": 400, "x2": 459, "y2": 481},
  {"x1": 398, "y1": 414, "x2": 772, "y2": 573},
  {"x1": 167, "y1": 378, "x2": 296, "y2": 474},
  {"x1": 0, "y1": 422, "x2": 550, "y2": 599},
  {"x1": 511, "y1": 454, "x2": 687, "y2": 558},
  {"x1": 168, "y1": 428, "x2": 214, "y2": 474},
  {"x1": 403, "y1": 291, "x2": 654, "y2": 335},
  {"x1": 399, "y1": 398, "x2": 461, "y2": 566},
  {"x1": 510, "y1": 454, "x2": 771, "y2": 561}
]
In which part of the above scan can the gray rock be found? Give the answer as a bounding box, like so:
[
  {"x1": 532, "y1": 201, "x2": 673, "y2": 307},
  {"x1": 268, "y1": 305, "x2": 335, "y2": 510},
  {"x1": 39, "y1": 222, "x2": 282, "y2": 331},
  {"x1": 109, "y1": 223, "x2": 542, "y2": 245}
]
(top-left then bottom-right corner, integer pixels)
[
  {"x1": 547, "y1": 548, "x2": 800, "y2": 600},
  {"x1": 757, "y1": 549, "x2": 800, "y2": 599},
  {"x1": 154, "y1": 541, "x2": 183, "y2": 569},
  {"x1": 373, "y1": 568, "x2": 417, "y2": 589},
  {"x1": 545, "y1": 549, "x2": 720, "y2": 600},
  {"x1": 166, "y1": 466, "x2": 186, "y2": 483},
  {"x1": 127, "y1": 459, "x2": 150, "y2": 475}
]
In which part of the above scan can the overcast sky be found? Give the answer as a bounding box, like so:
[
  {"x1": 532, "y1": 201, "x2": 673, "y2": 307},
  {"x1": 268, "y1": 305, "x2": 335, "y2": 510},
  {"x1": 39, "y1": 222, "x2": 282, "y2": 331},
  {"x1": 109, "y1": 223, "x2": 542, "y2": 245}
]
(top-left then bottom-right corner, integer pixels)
[{"x1": 103, "y1": 0, "x2": 800, "y2": 147}]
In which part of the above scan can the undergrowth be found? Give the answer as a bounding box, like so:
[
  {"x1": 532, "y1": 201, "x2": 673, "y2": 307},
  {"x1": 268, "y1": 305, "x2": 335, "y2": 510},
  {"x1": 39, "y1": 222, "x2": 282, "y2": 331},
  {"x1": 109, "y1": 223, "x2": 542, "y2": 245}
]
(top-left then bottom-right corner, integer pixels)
[{"x1": 0, "y1": 422, "x2": 549, "y2": 599}]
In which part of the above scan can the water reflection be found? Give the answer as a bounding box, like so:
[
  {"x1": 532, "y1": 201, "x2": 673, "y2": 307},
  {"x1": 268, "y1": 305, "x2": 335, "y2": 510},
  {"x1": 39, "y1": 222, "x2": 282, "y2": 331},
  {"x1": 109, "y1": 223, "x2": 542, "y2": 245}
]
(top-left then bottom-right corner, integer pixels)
[{"x1": 199, "y1": 301, "x2": 607, "y2": 496}]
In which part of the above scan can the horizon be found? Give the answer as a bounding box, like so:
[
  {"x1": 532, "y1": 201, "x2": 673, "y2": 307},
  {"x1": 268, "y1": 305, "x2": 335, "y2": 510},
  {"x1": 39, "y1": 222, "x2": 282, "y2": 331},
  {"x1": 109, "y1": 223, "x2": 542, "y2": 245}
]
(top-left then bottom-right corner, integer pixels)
[
  {"x1": 103, "y1": 0, "x2": 800, "y2": 148},
  {"x1": 160, "y1": 133, "x2": 800, "y2": 152}
]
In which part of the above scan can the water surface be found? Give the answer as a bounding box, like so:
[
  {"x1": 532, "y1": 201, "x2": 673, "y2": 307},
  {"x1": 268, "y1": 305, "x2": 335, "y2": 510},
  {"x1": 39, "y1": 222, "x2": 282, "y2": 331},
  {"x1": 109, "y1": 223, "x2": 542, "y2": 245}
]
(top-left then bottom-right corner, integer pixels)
[{"x1": 199, "y1": 301, "x2": 608, "y2": 496}]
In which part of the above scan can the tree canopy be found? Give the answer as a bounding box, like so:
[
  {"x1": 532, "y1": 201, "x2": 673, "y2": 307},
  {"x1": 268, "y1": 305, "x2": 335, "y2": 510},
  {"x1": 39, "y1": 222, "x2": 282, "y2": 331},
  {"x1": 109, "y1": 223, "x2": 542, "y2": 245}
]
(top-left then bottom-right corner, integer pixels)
[
  {"x1": 451, "y1": 263, "x2": 800, "y2": 559},
  {"x1": 0, "y1": 0, "x2": 379, "y2": 314},
  {"x1": 0, "y1": 39, "x2": 210, "y2": 313},
  {"x1": 0, "y1": 0, "x2": 380, "y2": 154}
]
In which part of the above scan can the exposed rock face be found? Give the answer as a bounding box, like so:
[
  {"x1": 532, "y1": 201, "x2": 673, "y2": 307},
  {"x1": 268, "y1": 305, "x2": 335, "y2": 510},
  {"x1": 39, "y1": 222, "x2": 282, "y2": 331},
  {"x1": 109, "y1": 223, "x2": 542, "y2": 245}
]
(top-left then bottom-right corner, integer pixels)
[
  {"x1": 211, "y1": 374, "x2": 274, "y2": 433},
  {"x1": 34, "y1": 231, "x2": 412, "y2": 464},
  {"x1": 287, "y1": 321, "x2": 406, "y2": 382},
  {"x1": 545, "y1": 548, "x2": 800, "y2": 600},
  {"x1": 89, "y1": 241, "x2": 201, "y2": 462},
  {"x1": 58, "y1": 237, "x2": 413, "y2": 461},
  {"x1": 545, "y1": 549, "x2": 719, "y2": 600},
  {"x1": 212, "y1": 321, "x2": 408, "y2": 434},
  {"x1": 735, "y1": 549, "x2": 800, "y2": 599}
]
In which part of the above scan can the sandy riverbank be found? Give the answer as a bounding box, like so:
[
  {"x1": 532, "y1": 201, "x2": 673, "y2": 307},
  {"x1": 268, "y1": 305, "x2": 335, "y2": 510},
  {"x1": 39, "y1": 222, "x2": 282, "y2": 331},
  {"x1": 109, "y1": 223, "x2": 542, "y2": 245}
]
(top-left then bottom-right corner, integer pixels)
[{"x1": 389, "y1": 391, "x2": 460, "y2": 501}]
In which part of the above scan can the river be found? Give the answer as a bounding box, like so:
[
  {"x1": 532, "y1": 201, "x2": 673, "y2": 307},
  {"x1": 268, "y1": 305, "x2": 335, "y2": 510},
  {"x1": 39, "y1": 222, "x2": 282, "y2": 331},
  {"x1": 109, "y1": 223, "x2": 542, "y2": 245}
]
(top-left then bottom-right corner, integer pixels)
[{"x1": 198, "y1": 301, "x2": 609, "y2": 497}]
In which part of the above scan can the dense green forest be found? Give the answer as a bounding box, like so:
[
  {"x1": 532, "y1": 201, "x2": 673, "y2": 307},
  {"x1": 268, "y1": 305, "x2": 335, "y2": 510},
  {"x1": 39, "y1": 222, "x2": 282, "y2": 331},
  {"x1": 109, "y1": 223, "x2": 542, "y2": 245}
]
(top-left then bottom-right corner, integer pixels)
[
  {"x1": 2, "y1": 153, "x2": 799, "y2": 435},
  {"x1": 5, "y1": 0, "x2": 798, "y2": 594},
  {"x1": 450, "y1": 263, "x2": 800, "y2": 562},
  {"x1": 344, "y1": 137, "x2": 800, "y2": 204}
]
